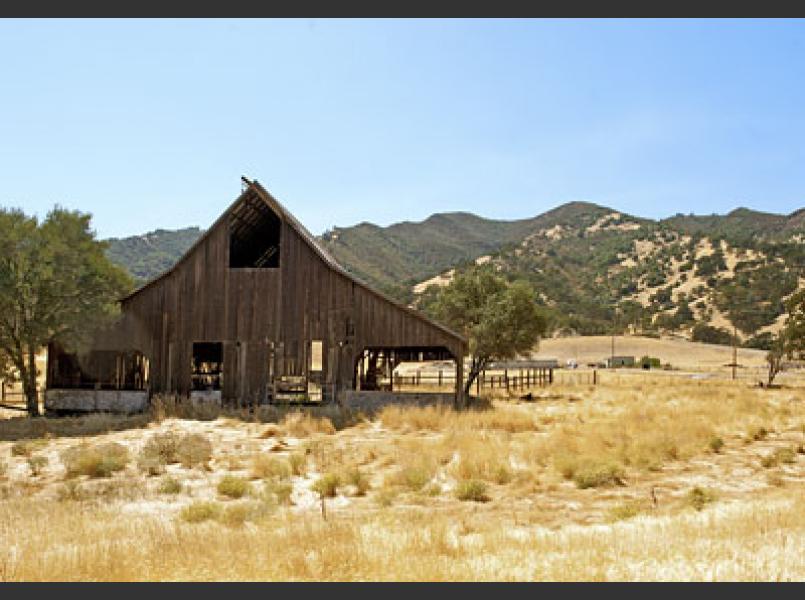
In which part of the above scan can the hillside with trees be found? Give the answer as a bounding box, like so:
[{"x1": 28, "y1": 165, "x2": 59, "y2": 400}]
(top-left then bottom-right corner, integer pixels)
[{"x1": 105, "y1": 203, "x2": 805, "y2": 346}]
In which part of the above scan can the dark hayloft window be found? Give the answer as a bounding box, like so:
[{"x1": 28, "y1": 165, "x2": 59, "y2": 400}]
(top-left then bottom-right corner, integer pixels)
[{"x1": 229, "y1": 194, "x2": 281, "y2": 268}]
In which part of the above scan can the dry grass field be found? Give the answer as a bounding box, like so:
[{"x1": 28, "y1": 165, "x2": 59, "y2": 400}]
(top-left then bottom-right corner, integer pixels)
[{"x1": 1, "y1": 374, "x2": 803, "y2": 581}]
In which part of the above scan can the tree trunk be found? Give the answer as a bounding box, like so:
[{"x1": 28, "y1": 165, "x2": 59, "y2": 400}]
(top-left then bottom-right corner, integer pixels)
[
  {"x1": 23, "y1": 346, "x2": 40, "y2": 417},
  {"x1": 462, "y1": 356, "x2": 487, "y2": 402}
]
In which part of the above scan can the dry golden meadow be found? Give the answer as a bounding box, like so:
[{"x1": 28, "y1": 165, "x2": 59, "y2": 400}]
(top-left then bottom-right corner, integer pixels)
[{"x1": 0, "y1": 366, "x2": 803, "y2": 581}]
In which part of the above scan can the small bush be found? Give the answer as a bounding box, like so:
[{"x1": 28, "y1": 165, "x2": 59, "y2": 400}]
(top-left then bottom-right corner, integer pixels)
[
  {"x1": 264, "y1": 480, "x2": 294, "y2": 505},
  {"x1": 140, "y1": 432, "x2": 181, "y2": 465},
  {"x1": 158, "y1": 476, "x2": 183, "y2": 494},
  {"x1": 766, "y1": 471, "x2": 785, "y2": 487},
  {"x1": 288, "y1": 452, "x2": 307, "y2": 476},
  {"x1": 11, "y1": 439, "x2": 47, "y2": 457},
  {"x1": 180, "y1": 501, "x2": 222, "y2": 523},
  {"x1": 572, "y1": 461, "x2": 625, "y2": 489},
  {"x1": 746, "y1": 426, "x2": 769, "y2": 442},
  {"x1": 608, "y1": 502, "x2": 642, "y2": 522},
  {"x1": 176, "y1": 433, "x2": 213, "y2": 469},
  {"x1": 423, "y1": 483, "x2": 442, "y2": 497},
  {"x1": 312, "y1": 473, "x2": 340, "y2": 498},
  {"x1": 280, "y1": 412, "x2": 336, "y2": 437},
  {"x1": 345, "y1": 467, "x2": 370, "y2": 496},
  {"x1": 27, "y1": 454, "x2": 48, "y2": 477},
  {"x1": 217, "y1": 475, "x2": 250, "y2": 499},
  {"x1": 455, "y1": 479, "x2": 490, "y2": 502},
  {"x1": 251, "y1": 455, "x2": 291, "y2": 481},
  {"x1": 57, "y1": 480, "x2": 87, "y2": 502},
  {"x1": 375, "y1": 488, "x2": 398, "y2": 507},
  {"x1": 687, "y1": 486, "x2": 716, "y2": 511},
  {"x1": 761, "y1": 447, "x2": 796, "y2": 468},
  {"x1": 62, "y1": 442, "x2": 129, "y2": 478},
  {"x1": 708, "y1": 436, "x2": 725, "y2": 453},
  {"x1": 493, "y1": 465, "x2": 513, "y2": 485},
  {"x1": 394, "y1": 465, "x2": 433, "y2": 492}
]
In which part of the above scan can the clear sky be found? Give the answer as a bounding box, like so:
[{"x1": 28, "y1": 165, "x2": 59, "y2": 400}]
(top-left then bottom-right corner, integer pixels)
[{"x1": 1, "y1": 18, "x2": 805, "y2": 239}]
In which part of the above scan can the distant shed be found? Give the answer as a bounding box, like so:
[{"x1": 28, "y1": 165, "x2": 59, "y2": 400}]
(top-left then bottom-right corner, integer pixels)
[{"x1": 606, "y1": 355, "x2": 635, "y2": 368}]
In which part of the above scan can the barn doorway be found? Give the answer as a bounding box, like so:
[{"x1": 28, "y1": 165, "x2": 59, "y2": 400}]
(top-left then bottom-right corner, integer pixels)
[
  {"x1": 354, "y1": 346, "x2": 457, "y2": 394},
  {"x1": 191, "y1": 342, "x2": 223, "y2": 391}
]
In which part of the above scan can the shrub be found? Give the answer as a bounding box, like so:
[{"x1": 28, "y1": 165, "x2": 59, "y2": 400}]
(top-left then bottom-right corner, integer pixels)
[
  {"x1": 394, "y1": 465, "x2": 433, "y2": 492},
  {"x1": 140, "y1": 432, "x2": 181, "y2": 464},
  {"x1": 251, "y1": 455, "x2": 291, "y2": 481},
  {"x1": 180, "y1": 501, "x2": 222, "y2": 523},
  {"x1": 217, "y1": 475, "x2": 250, "y2": 499},
  {"x1": 312, "y1": 473, "x2": 341, "y2": 498},
  {"x1": 708, "y1": 436, "x2": 725, "y2": 453},
  {"x1": 139, "y1": 432, "x2": 213, "y2": 472},
  {"x1": 62, "y1": 442, "x2": 129, "y2": 478},
  {"x1": 264, "y1": 480, "x2": 293, "y2": 505},
  {"x1": 27, "y1": 454, "x2": 48, "y2": 477},
  {"x1": 11, "y1": 439, "x2": 47, "y2": 457},
  {"x1": 746, "y1": 426, "x2": 769, "y2": 442},
  {"x1": 375, "y1": 488, "x2": 397, "y2": 507},
  {"x1": 158, "y1": 476, "x2": 183, "y2": 494},
  {"x1": 288, "y1": 452, "x2": 307, "y2": 476},
  {"x1": 280, "y1": 412, "x2": 336, "y2": 437},
  {"x1": 572, "y1": 461, "x2": 625, "y2": 489},
  {"x1": 423, "y1": 483, "x2": 442, "y2": 497},
  {"x1": 608, "y1": 502, "x2": 641, "y2": 522},
  {"x1": 761, "y1": 447, "x2": 796, "y2": 468},
  {"x1": 687, "y1": 486, "x2": 716, "y2": 511},
  {"x1": 176, "y1": 433, "x2": 213, "y2": 469},
  {"x1": 455, "y1": 479, "x2": 490, "y2": 502},
  {"x1": 345, "y1": 467, "x2": 370, "y2": 496},
  {"x1": 766, "y1": 471, "x2": 785, "y2": 487},
  {"x1": 57, "y1": 480, "x2": 87, "y2": 502}
]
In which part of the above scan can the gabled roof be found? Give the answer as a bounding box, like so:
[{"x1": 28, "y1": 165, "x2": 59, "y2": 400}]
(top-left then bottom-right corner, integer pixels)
[{"x1": 121, "y1": 178, "x2": 466, "y2": 345}]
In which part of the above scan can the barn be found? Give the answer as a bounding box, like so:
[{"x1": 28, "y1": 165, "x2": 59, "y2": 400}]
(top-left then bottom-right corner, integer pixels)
[{"x1": 45, "y1": 179, "x2": 467, "y2": 412}]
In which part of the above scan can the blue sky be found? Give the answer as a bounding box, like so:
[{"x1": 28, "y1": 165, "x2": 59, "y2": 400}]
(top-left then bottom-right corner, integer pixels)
[{"x1": 1, "y1": 18, "x2": 804, "y2": 239}]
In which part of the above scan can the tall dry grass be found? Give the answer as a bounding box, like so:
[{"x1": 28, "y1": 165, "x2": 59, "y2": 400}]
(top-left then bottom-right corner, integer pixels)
[{"x1": 0, "y1": 493, "x2": 801, "y2": 581}]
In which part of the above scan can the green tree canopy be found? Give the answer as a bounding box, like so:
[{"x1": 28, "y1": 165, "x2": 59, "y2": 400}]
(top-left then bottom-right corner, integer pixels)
[
  {"x1": 0, "y1": 207, "x2": 132, "y2": 415},
  {"x1": 423, "y1": 266, "x2": 547, "y2": 402}
]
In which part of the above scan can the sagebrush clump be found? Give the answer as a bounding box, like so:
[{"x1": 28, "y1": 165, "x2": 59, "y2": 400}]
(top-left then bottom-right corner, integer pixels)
[
  {"x1": 312, "y1": 473, "x2": 341, "y2": 498},
  {"x1": 455, "y1": 479, "x2": 490, "y2": 502},
  {"x1": 61, "y1": 442, "x2": 129, "y2": 478},
  {"x1": 138, "y1": 431, "x2": 213, "y2": 474},
  {"x1": 217, "y1": 475, "x2": 251, "y2": 499}
]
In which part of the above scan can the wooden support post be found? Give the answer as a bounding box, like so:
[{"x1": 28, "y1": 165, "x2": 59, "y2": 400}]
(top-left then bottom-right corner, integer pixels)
[
  {"x1": 504, "y1": 369, "x2": 509, "y2": 392},
  {"x1": 549, "y1": 368, "x2": 553, "y2": 385},
  {"x1": 438, "y1": 369, "x2": 442, "y2": 388},
  {"x1": 593, "y1": 369, "x2": 597, "y2": 385}
]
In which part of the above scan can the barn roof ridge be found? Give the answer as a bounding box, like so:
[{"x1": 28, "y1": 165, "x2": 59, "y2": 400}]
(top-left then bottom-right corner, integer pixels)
[{"x1": 121, "y1": 178, "x2": 466, "y2": 345}]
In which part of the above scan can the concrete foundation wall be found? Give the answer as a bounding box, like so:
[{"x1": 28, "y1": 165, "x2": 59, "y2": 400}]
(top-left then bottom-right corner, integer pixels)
[
  {"x1": 45, "y1": 389, "x2": 148, "y2": 414},
  {"x1": 338, "y1": 391, "x2": 454, "y2": 412}
]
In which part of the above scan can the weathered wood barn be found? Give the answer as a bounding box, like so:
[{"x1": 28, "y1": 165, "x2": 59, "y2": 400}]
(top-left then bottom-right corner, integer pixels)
[{"x1": 46, "y1": 179, "x2": 467, "y2": 411}]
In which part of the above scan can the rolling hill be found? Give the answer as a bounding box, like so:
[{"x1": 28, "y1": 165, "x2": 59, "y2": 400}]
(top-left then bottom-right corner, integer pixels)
[{"x1": 104, "y1": 202, "x2": 805, "y2": 346}]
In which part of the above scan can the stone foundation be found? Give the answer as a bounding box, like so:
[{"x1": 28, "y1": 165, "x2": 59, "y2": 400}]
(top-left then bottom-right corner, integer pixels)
[
  {"x1": 338, "y1": 391, "x2": 455, "y2": 413},
  {"x1": 45, "y1": 389, "x2": 148, "y2": 415}
]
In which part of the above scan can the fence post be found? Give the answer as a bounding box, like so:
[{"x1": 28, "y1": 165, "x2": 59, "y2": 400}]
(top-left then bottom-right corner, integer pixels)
[
  {"x1": 504, "y1": 369, "x2": 509, "y2": 392},
  {"x1": 593, "y1": 370, "x2": 597, "y2": 385},
  {"x1": 438, "y1": 369, "x2": 442, "y2": 388}
]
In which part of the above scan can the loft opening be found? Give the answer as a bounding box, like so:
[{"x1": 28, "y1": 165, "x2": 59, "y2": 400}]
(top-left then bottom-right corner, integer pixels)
[
  {"x1": 191, "y1": 342, "x2": 223, "y2": 391},
  {"x1": 229, "y1": 193, "x2": 281, "y2": 268}
]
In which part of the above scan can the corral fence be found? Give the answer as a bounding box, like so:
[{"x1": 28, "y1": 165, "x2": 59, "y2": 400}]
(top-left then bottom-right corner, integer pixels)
[
  {"x1": 393, "y1": 366, "x2": 598, "y2": 394},
  {"x1": 0, "y1": 381, "x2": 43, "y2": 412}
]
